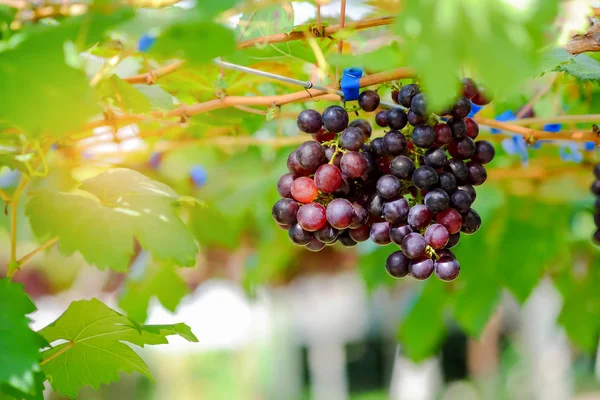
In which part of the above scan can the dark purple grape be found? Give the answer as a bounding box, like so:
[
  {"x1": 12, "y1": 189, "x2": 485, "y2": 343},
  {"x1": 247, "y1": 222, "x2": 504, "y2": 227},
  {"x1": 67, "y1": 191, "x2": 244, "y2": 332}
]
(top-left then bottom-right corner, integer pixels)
[
  {"x1": 376, "y1": 174, "x2": 402, "y2": 199},
  {"x1": 472, "y1": 84, "x2": 493, "y2": 105},
  {"x1": 424, "y1": 224, "x2": 449, "y2": 249},
  {"x1": 297, "y1": 141, "x2": 325, "y2": 170},
  {"x1": 314, "y1": 164, "x2": 342, "y2": 193},
  {"x1": 340, "y1": 151, "x2": 368, "y2": 179},
  {"x1": 424, "y1": 148, "x2": 448, "y2": 169},
  {"x1": 472, "y1": 140, "x2": 495, "y2": 164},
  {"x1": 349, "y1": 225, "x2": 370, "y2": 242},
  {"x1": 386, "y1": 108, "x2": 408, "y2": 130},
  {"x1": 368, "y1": 195, "x2": 384, "y2": 218},
  {"x1": 272, "y1": 198, "x2": 299, "y2": 225},
  {"x1": 289, "y1": 223, "x2": 313, "y2": 245},
  {"x1": 467, "y1": 161, "x2": 487, "y2": 186},
  {"x1": 351, "y1": 203, "x2": 369, "y2": 228},
  {"x1": 448, "y1": 137, "x2": 476, "y2": 160},
  {"x1": 437, "y1": 248, "x2": 456, "y2": 259},
  {"x1": 370, "y1": 137, "x2": 386, "y2": 157},
  {"x1": 306, "y1": 237, "x2": 326, "y2": 252},
  {"x1": 593, "y1": 229, "x2": 600, "y2": 244},
  {"x1": 314, "y1": 224, "x2": 339, "y2": 244},
  {"x1": 383, "y1": 198, "x2": 409, "y2": 224},
  {"x1": 435, "y1": 257, "x2": 460, "y2": 281},
  {"x1": 410, "y1": 257, "x2": 434, "y2": 280},
  {"x1": 439, "y1": 172, "x2": 457, "y2": 194},
  {"x1": 376, "y1": 111, "x2": 389, "y2": 128},
  {"x1": 370, "y1": 221, "x2": 391, "y2": 245},
  {"x1": 407, "y1": 204, "x2": 433, "y2": 229},
  {"x1": 326, "y1": 198, "x2": 355, "y2": 230},
  {"x1": 340, "y1": 127, "x2": 365, "y2": 151},
  {"x1": 594, "y1": 164, "x2": 600, "y2": 179},
  {"x1": 390, "y1": 224, "x2": 413, "y2": 245},
  {"x1": 324, "y1": 146, "x2": 341, "y2": 167},
  {"x1": 465, "y1": 118, "x2": 479, "y2": 139},
  {"x1": 297, "y1": 109, "x2": 323, "y2": 133},
  {"x1": 322, "y1": 105, "x2": 349, "y2": 133},
  {"x1": 313, "y1": 129, "x2": 336, "y2": 143},
  {"x1": 386, "y1": 251, "x2": 410, "y2": 278},
  {"x1": 358, "y1": 90, "x2": 380, "y2": 112},
  {"x1": 277, "y1": 173, "x2": 294, "y2": 198},
  {"x1": 434, "y1": 123, "x2": 452, "y2": 145},
  {"x1": 390, "y1": 155, "x2": 415, "y2": 180},
  {"x1": 595, "y1": 213, "x2": 600, "y2": 228},
  {"x1": 424, "y1": 189, "x2": 450, "y2": 213},
  {"x1": 452, "y1": 97, "x2": 472, "y2": 118},
  {"x1": 412, "y1": 125, "x2": 436, "y2": 148},
  {"x1": 412, "y1": 165, "x2": 439, "y2": 190},
  {"x1": 336, "y1": 175, "x2": 351, "y2": 196},
  {"x1": 408, "y1": 110, "x2": 426, "y2": 126},
  {"x1": 462, "y1": 78, "x2": 478, "y2": 99},
  {"x1": 446, "y1": 159, "x2": 469, "y2": 184},
  {"x1": 450, "y1": 190, "x2": 473, "y2": 214},
  {"x1": 446, "y1": 232, "x2": 460, "y2": 248},
  {"x1": 349, "y1": 119, "x2": 372, "y2": 138},
  {"x1": 458, "y1": 184, "x2": 476, "y2": 202},
  {"x1": 401, "y1": 233, "x2": 427, "y2": 259},
  {"x1": 297, "y1": 202, "x2": 327, "y2": 231},
  {"x1": 591, "y1": 180, "x2": 600, "y2": 196},
  {"x1": 461, "y1": 208, "x2": 481, "y2": 234},
  {"x1": 436, "y1": 208, "x2": 462, "y2": 234},
  {"x1": 392, "y1": 90, "x2": 399, "y2": 103},
  {"x1": 287, "y1": 151, "x2": 312, "y2": 176},
  {"x1": 382, "y1": 130, "x2": 406, "y2": 155},
  {"x1": 399, "y1": 84, "x2": 420, "y2": 108},
  {"x1": 410, "y1": 93, "x2": 428, "y2": 117},
  {"x1": 595, "y1": 197, "x2": 600, "y2": 210},
  {"x1": 447, "y1": 117, "x2": 467, "y2": 139}
]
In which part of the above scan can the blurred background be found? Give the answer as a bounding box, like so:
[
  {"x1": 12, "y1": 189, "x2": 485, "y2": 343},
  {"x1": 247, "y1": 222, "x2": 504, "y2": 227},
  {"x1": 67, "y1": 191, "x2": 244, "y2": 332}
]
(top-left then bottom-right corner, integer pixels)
[{"x1": 2, "y1": 0, "x2": 600, "y2": 399}]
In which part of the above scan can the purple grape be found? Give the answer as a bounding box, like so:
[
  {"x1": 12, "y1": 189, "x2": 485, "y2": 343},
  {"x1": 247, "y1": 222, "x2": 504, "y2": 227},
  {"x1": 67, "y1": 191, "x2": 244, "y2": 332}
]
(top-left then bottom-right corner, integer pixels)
[
  {"x1": 591, "y1": 180, "x2": 600, "y2": 196},
  {"x1": 306, "y1": 237, "x2": 326, "y2": 252},
  {"x1": 424, "y1": 223, "x2": 449, "y2": 249},
  {"x1": 462, "y1": 78, "x2": 478, "y2": 99},
  {"x1": 297, "y1": 202, "x2": 327, "y2": 231},
  {"x1": 326, "y1": 198, "x2": 355, "y2": 230},
  {"x1": 467, "y1": 161, "x2": 487, "y2": 186},
  {"x1": 289, "y1": 223, "x2": 313, "y2": 245},
  {"x1": 390, "y1": 224, "x2": 413, "y2": 245},
  {"x1": 383, "y1": 198, "x2": 409, "y2": 224},
  {"x1": 297, "y1": 109, "x2": 323, "y2": 133},
  {"x1": 390, "y1": 155, "x2": 415, "y2": 180},
  {"x1": 447, "y1": 117, "x2": 467, "y2": 139},
  {"x1": 314, "y1": 164, "x2": 343, "y2": 193},
  {"x1": 340, "y1": 127, "x2": 365, "y2": 151},
  {"x1": 376, "y1": 174, "x2": 402, "y2": 199},
  {"x1": 448, "y1": 137, "x2": 476, "y2": 160},
  {"x1": 472, "y1": 140, "x2": 495, "y2": 164},
  {"x1": 435, "y1": 257, "x2": 460, "y2": 281},
  {"x1": 401, "y1": 233, "x2": 427, "y2": 259},
  {"x1": 349, "y1": 119, "x2": 372, "y2": 138},
  {"x1": 382, "y1": 130, "x2": 407, "y2": 155},
  {"x1": 370, "y1": 221, "x2": 392, "y2": 245},
  {"x1": 412, "y1": 165, "x2": 439, "y2": 190},
  {"x1": 446, "y1": 158, "x2": 469, "y2": 184},
  {"x1": 322, "y1": 105, "x2": 349, "y2": 133},
  {"x1": 594, "y1": 164, "x2": 600, "y2": 179},
  {"x1": 437, "y1": 248, "x2": 456, "y2": 259},
  {"x1": 314, "y1": 224, "x2": 339, "y2": 244},
  {"x1": 408, "y1": 204, "x2": 433, "y2": 229},
  {"x1": 465, "y1": 118, "x2": 479, "y2": 139},
  {"x1": 297, "y1": 141, "x2": 325, "y2": 170},
  {"x1": 338, "y1": 231, "x2": 357, "y2": 247},
  {"x1": 410, "y1": 93, "x2": 428, "y2": 117},
  {"x1": 386, "y1": 108, "x2": 408, "y2": 130},
  {"x1": 452, "y1": 97, "x2": 472, "y2": 118},
  {"x1": 368, "y1": 195, "x2": 384, "y2": 218},
  {"x1": 461, "y1": 208, "x2": 481, "y2": 234},
  {"x1": 436, "y1": 208, "x2": 462, "y2": 234},
  {"x1": 408, "y1": 110, "x2": 427, "y2": 126},
  {"x1": 277, "y1": 173, "x2": 294, "y2": 198},
  {"x1": 434, "y1": 123, "x2": 452, "y2": 144},
  {"x1": 594, "y1": 229, "x2": 600, "y2": 244},
  {"x1": 458, "y1": 184, "x2": 476, "y2": 202},
  {"x1": 386, "y1": 251, "x2": 410, "y2": 278},
  {"x1": 399, "y1": 84, "x2": 420, "y2": 108},
  {"x1": 272, "y1": 198, "x2": 299, "y2": 225},
  {"x1": 287, "y1": 151, "x2": 312, "y2": 177},
  {"x1": 424, "y1": 189, "x2": 450, "y2": 213},
  {"x1": 375, "y1": 111, "x2": 388, "y2": 127},
  {"x1": 412, "y1": 125, "x2": 436, "y2": 148},
  {"x1": 410, "y1": 257, "x2": 434, "y2": 280},
  {"x1": 358, "y1": 90, "x2": 380, "y2": 112},
  {"x1": 341, "y1": 151, "x2": 368, "y2": 179},
  {"x1": 351, "y1": 203, "x2": 369, "y2": 229},
  {"x1": 446, "y1": 232, "x2": 460, "y2": 248},
  {"x1": 349, "y1": 225, "x2": 370, "y2": 242},
  {"x1": 324, "y1": 146, "x2": 342, "y2": 167},
  {"x1": 439, "y1": 172, "x2": 457, "y2": 194},
  {"x1": 424, "y1": 148, "x2": 448, "y2": 169},
  {"x1": 450, "y1": 190, "x2": 473, "y2": 213},
  {"x1": 370, "y1": 137, "x2": 386, "y2": 157}
]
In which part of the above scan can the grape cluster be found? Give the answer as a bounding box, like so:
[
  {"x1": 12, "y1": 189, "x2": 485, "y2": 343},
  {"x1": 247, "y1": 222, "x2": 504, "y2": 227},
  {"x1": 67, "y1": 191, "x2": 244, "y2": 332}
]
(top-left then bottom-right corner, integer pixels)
[
  {"x1": 272, "y1": 81, "x2": 495, "y2": 281},
  {"x1": 592, "y1": 163, "x2": 600, "y2": 244}
]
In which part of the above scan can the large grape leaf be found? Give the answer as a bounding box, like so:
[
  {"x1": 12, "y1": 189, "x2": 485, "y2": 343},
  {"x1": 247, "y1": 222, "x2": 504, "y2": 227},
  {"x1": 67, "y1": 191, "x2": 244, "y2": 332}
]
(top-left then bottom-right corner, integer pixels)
[
  {"x1": 119, "y1": 260, "x2": 189, "y2": 322},
  {"x1": 96, "y1": 75, "x2": 151, "y2": 113},
  {"x1": 0, "y1": 279, "x2": 45, "y2": 400},
  {"x1": 26, "y1": 168, "x2": 198, "y2": 271},
  {"x1": 394, "y1": 0, "x2": 559, "y2": 109},
  {"x1": 556, "y1": 53, "x2": 600, "y2": 83},
  {"x1": 39, "y1": 298, "x2": 198, "y2": 398}
]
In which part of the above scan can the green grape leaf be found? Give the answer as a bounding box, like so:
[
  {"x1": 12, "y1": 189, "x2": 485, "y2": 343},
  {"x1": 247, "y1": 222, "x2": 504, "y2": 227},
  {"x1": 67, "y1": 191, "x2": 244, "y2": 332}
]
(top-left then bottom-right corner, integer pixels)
[
  {"x1": 119, "y1": 260, "x2": 189, "y2": 322},
  {"x1": 132, "y1": 84, "x2": 175, "y2": 111},
  {"x1": 39, "y1": 298, "x2": 198, "y2": 398},
  {"x1": 394, "y1": 0, "x2": 559, "y2": 109},
  {"x1": 556, "y1": 53, "x2": 600, "y2": 83},
  {"x1": 96, "y1": 75, "x2": 151, "y2": 113},
  {"x1": 195, "y1": 0, "x2": 240, "y2": 18},
  {"x1": 0, "y1": 279, "x2": 45, "y2": 399},
  {"x1": 26, "y1": 168, "x2": 198, "y2": 271}
]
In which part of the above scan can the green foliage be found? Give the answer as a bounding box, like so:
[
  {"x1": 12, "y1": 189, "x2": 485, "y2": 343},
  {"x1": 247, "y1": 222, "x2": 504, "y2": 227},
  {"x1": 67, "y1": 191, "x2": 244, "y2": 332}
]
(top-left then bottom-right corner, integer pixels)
[
  {"x1": 39, "y1": 298, "x2": 198, "y2": 398},
  {"x1": 26, "y1": 168, "x2": 198, "y2": 271},
  {"x1": 97, "y1": 76, "x2": 152, "y2": 113}
]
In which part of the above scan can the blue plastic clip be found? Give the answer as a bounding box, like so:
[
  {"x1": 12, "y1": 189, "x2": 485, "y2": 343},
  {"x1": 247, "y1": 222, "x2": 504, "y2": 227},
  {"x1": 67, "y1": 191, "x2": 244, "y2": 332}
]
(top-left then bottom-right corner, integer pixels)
[
  {"x1": 543, "y1": 123, "x2": 562, "y2": 133},
  {"x1": 138, "y1": 34, "x2": 156, "y2": 53},
  {"x1": 467, "y1": 102, "x2": 483, "y2": 118},
  {"x1": 340, "y1": 67, "x2": 364, "y2": 101},
  {"x1": 584, "y1": 141, "x2": 595, "y2": 151},
  {"x1": 491, "y1": 110, "x2": 516, "y2": 134}
]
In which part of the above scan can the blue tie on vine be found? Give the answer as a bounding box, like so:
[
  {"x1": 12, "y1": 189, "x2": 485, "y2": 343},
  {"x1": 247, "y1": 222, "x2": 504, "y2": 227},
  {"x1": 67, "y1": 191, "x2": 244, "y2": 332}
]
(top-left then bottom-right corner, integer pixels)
[{"x1": 340, "y1": 67, "x2": 364, "y2": 101}]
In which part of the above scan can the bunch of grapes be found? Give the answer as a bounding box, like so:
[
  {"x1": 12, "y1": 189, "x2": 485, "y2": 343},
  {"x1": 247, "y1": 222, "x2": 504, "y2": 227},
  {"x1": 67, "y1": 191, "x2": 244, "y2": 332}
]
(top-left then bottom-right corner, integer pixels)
[
  {"x1": 272, "y1": 79, "x2": 494, "y2": 281},
  {"x1": 592, "y1": 163, "x2": 600, "y2": 243}
]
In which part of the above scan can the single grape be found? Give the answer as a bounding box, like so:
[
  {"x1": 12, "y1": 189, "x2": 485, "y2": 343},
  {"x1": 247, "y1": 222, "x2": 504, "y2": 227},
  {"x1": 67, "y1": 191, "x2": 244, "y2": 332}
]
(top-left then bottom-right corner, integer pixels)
[
  {"x1": 349, "y1": 225, "x2": 370, "y2": 242},
  {"x1": 313, "y1": 128, "x2": 336, "y2": 143},
  {"x1": 376, "y1": 156, "x2": 393, "y2": 175},
  {"x1": 450, "y1": 190, "x2": 473, "y2": 214},
  {"x1": 370, "y1": 137, "x2": 386, "y2": 157},
  {"x1": 437, "y1": 248, "x2": 456, "y2": 259},
  {"x1": 399, "y1": 84, "x2": 420, "y2": 108},
  {"x1": 297, "y1": 109, "x2": 323, "y2": 133},
  {"x1": 377, "y1": 174, "x2": 402, "y2": 199},
  {"x1": 447, "y1": 117, "x2": 467, "y2": 139},
  {"x1": 322, "y1": 105, "x2": 349, "y2": 133},
  {"x1": 472, "y1": 84, "x2": 493, "y2": 105},
  {"x1": 467, "y1": 161, "x2": 487, "y2": 186},
  {"x1": 349, "y1": 119, "x2": 373, "y2": 138},
  {"x1": 448, "y1": 137, "x2": 476, "y2": 160},
  {"x1": 314, "y1": 164, "x2": 342, "y2": 194},
  {"x1": 289, "y1": 223, "x2": 313, "y2": 245},
  {"x1": 382, "y1": 130, "x2": 407, "y2": 155},
  {"x1": 383, "y1": 198, "x2": 410, "y2": 224},
  {"x1": 472, "y1": 140, "x2": 495, "y2": 164},
  {"x1": 272, "y1": 198, "x2": 299, "y2": 225},
  {"x1": 434, "y1": 123, "x2": 453, "y2": 145},
  {"x1": 408, "y1": 110, "x2": 427, "y2": 126},
  {"x1": 368, "y1": 194, "x2": 384, "y2": 218},
  {"x1": 591, "y1": 180, "x2": 600, "y2": 195},
  {"x1": 386, "y1": 108, "x2": 408, "y2": 130},
  {"x1": 401, "y1": 232, "x2": 427, "y2": 259},
  {"x1": 340, "y1": 127, "x2": 365, "y2": 151},
  {"x1": 375, "y1": 111, "x2": 388, "y2": 127},
  {"x1": 439, "y1": 172, "x2": 457, "y2": 194},
  {"x1": 370, "y1": 221, "x2": 392, "y2": 245},
  {"x1": 461, "y1": 208, "x2": 481, "y2": 234},
  {"x1": 326, "y1": 198, "x2": 355, "y2": 229},
  {"x1": 358, "y1": 90, "x2": 380, "y2": 112},
  {"x1": 297, "y1": 202, "x2": 327, "y2": 231},
  {"x1": 410, "y1": 257, "x2": 435, "y2": 280},
  {"x1": 277, "y1": 173, "x2": 294, "y2": 198},
  {"x1": 386, "y1": 251, "x2": 410, "y2": 278},
  {"x1": 452, "y1": 97, "x2": 472, "y2": 118},
  {"x1": 287, "y1": 151, "x2": 312, "y2": 176},
  {"x1": 424, "y1": 148, "x2": 448, "y2": 169},
  {"x1": 390, "y1": 224, "x2": 413, "y2": 245},
  {"x1": 459, "y1": 184, "x2": 477, "y2": 202},
  {"x1": 436, "y1": 208, "x2": 463, "y2": 234},
  {"x1": 340, "y1": 151, "x2": 368, "y2": 178},
  {"x1": 407, "y1": 204, "x2": 433, "y2": 229},
  {"x1": 277, "y1": 223, "x2": 292, "y2": 230},
  {"x1": 412, "y1": 165, "x2": 439, "y2": 190},
  {"x1": 465, "y1": 118, "x2": 479, "y2": 139},
  {"x1": 412, "y1": 125, "x2": 436, "y2": 148},
  {"x1": 306, "y1": 237, "x2": 326, "y2": 252},
  {"x1": 391, "y1": 90, "x2": 400, "y2": 104},
  {"x1": 314, "y1": 224, "x2": 339, "y2": 244},
  {"x1": 424, "y1": 224, "x2": 449, "y2": 249},
  {"x1": 410, "y1": 93, "x2": 428, "y2": 117},
  {"x1": 297, "y1": 141, "x2": 325, "y2": 170},
  {"x1": 435, "y1": 257, "x2": 460, "y2": 281},
  {"x1": 424, "y1": 189, "x2": 450, "y2": 213},
  {"x1": 593, "y1": 229, "x2": 600, "y2": 244},
  {"x1": 351, "y1": 203, "x2": 369, "y2": 229},
  {"x1": 291, "y1": 177, "x2": 319, "y2": 203},
  {"x1": 338, "y1": 231, "x2": 357, "y2": 247},
  {"x1": 390, "y1": 155, "x2": 415, "y2": 180},
  {"x1": 446, "y1": 158, "x2": 469, "y2": 184},
  {"x1": 461, "y1": 78, "x2": 478, "y2": 99},
  {"x1": 446, "y1": 232, "x2": 460, "y2": 248}
]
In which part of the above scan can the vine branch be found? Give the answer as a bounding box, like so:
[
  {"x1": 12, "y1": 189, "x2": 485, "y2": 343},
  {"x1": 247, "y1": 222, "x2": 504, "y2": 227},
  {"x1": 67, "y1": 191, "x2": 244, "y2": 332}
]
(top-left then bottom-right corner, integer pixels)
[
  {"x1": 15, "y1": 237, "x2": 59, "y2": 271},
  {"x1": 566, "y1": 17, "x2": 600, "y2": 55}
]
